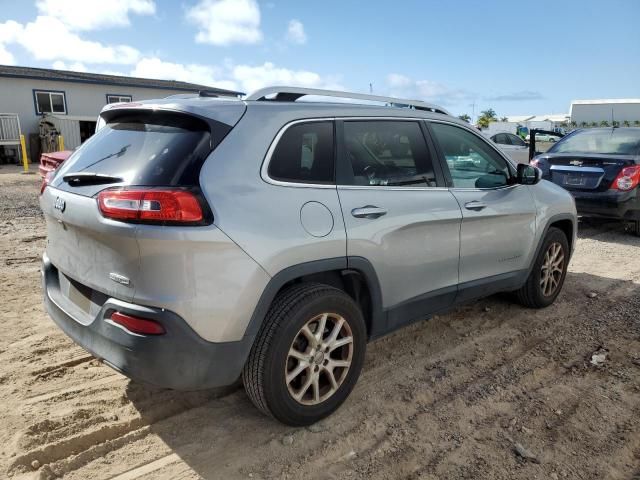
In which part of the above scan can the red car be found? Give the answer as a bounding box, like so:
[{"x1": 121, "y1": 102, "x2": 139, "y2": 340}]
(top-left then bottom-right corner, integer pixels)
[{"x1": 38, "y1": 150, "x2": 72, "y2": 178}]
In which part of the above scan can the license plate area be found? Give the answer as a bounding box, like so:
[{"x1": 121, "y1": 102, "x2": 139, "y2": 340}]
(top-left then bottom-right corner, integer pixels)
[{"x1": 563, "y1": 175, "x2": 587, "y2": 186}]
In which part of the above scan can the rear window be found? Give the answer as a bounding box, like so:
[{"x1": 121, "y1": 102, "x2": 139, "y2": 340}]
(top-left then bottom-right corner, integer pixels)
[
  {"x1": 268, "y1": 121, "x2": 334, "y2": 184},
  {"x1": 55, "y1": 112, "x2": 214, "y2": 187},
  {"x1": 550, "y1": 129, "x2": 640, "y2": 156}
]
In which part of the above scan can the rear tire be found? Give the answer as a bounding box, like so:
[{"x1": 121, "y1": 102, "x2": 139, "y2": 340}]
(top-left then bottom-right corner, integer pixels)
[
  {"x1": 516, "y1": 227, "x2": 569, "y2": 308},
  {"x1": 243, "y1": 283, "x2": 366, "y2": 426}
]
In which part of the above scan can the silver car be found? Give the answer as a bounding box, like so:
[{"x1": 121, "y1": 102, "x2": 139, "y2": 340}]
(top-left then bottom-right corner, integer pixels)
[
  {"x1": 40, "y1": 86, "x2": 577, "y2": 425},
  {"x1": 490, "y1": 132, "x2": 530, "y2": 164}
]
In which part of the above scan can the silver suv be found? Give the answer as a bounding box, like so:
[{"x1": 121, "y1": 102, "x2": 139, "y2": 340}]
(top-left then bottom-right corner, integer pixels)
[{"x1": 40, "y1": 87, "x2": 577, "y2": 425}]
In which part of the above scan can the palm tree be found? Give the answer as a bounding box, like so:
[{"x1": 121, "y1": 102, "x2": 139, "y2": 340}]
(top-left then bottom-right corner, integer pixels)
[
  {"x1": 634, "y1": 120, "x2": 640, "y2": 127},
  {"x1": 458, "y1": 114, "x2": 471, "y2": 123},
  {"x1": 623, "y1": 120, "x2": 631, "y2": 127},
  {"x1": 477, "y1": 108, "x2": 497, "y2": 128},
  {"x1": 600, "y1": 120, "x2": 610, "y2": 127},
  {"x1": 500, "y1": 116, "x2": 508, "y2": 122},
  {"x1": 580, "y1": 122, "x2": 587, "y2": 128},
  {"x1": 590, "y1": 122, "x2": 598, "y2": 128}
]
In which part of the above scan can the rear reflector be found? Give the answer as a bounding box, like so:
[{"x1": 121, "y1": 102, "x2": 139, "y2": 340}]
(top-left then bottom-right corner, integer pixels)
[
  {"x1": 110, "y1": 311, "x2": 165, "y2": 335},
  {"x1": 97, "y1": 188, "x2": 203, "y2": 223},
  {"x1": 611, "y1": 165, "x2": 640, "y2": 191}
]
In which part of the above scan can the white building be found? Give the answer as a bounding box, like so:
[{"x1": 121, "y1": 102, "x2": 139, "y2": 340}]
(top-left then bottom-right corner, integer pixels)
[
  {"x1": 570, "y1": 99, "x2": 640, "y2": 125},
  {"x1": 0, "y1": 65, "x2": 242, "y2": 162}
]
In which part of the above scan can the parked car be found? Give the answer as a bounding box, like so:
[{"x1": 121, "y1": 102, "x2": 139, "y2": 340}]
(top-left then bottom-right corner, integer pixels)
[
  {"x1": 38, "y1": 150, "x2": 72, "y2": 178},
  {"x1": 532, "y1": 128, "x2": 640, "y2": 235},
  {"x1": 525, "y1": 133, "x2": 558, "y2": 143},
  {"x1": 489, "y1": 132, "x2": 529, "y2": 164},
  {"x1": 40, "y1": 87, "x2": 577, "y2": 425}
]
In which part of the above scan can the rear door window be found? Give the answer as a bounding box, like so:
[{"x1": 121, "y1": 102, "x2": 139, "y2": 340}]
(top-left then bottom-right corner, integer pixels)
[
  {"x1": 54, "y1": 112, "x2": 214, "y2": 188},
  {"x1": 493, "y1": 133, "x2": 508, "y2": 145},
  {"x1": 341, "y1": 121, "x2": 437, "y2": 187},
  {"x1": 268, "y1": 121, "x2": 334, "y2": 184}
]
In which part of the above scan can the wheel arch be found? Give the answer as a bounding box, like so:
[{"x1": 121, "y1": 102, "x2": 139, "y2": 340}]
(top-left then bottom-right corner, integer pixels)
[
  {"x1": 244, "y1": 257, "x2": 384, "y2": 341},
  {"x1": 528, "y1": 213, "x2": 576, "y2": 276}
]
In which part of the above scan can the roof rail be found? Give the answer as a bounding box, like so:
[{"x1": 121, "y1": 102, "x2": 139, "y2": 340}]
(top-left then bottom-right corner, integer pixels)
[{"x1": 245, "y1": 86, "x2": 450, "y2": 115}]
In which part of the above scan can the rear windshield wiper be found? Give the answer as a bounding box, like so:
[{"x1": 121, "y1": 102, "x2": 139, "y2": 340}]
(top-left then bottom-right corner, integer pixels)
[{"x1": 62, "y1": 172, "x2": 124, "y2": 186}]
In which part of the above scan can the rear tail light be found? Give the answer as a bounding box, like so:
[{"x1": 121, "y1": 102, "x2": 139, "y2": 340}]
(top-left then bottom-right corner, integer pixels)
[
  {"x1": 611, "y1": 165, "x2": 640, "y2": 191},
  {"x1": 40, "y1": 170, "x2": 55, "y2": 195},
  {"x1": 109, "y1": 311, "x2": 165, "y2": 335},
  {"x1": 97, "y1": 188, "x2": 204, "y2": 223}
]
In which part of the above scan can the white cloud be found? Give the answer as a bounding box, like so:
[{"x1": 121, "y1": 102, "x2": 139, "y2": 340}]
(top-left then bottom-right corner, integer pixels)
[
  {"x1": 131, "y1": 57, "x2": 239, "y2": 91},
  {"x1": 129, "y1": 58, "x2": 341, "y2": 94},
  {"x1": 286, "y1": 19, "x2": 306, "y2": 45},
  {"x1": 0, "y1": 45, "x2": 14, "y2": 64},
  {"x1": 52, "y1": 61, "x2": 88, "y2": 72},
  {"x1": 386, "y1": 73, "x2": 472, "y2": 106},
  {"x1": 0, "y1": 16, "x2": 140, "y2": 65},
  {"x1": 186, "y1": 0, "x2": 262, "y2": 46},
  {"x1": 36, "y1": 0, "x2": 155, "y2": 31},
  {"x1": 0, "y1": 20, "x2": 22, "y2": 65},
  {"x1": 231, "y1": 62, "x2": 341, "y2": 93}
]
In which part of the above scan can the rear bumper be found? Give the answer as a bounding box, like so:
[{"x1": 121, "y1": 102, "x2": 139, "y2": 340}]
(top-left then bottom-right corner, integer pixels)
[
  {"x1": 42, "y1": 254, "x2": 253, "y2": 390},
  {"x1": 572, "y1": 189, "x2": 640, "y2": 221}
]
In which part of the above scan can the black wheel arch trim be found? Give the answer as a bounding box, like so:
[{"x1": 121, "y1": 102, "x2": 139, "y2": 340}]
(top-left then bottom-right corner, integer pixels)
[
  {"x1": 244, "y1": 256, "x2": 384, "y2": 341},
  {"x1": 527, "y1": 213, "x2": 576, "y2": 276}
]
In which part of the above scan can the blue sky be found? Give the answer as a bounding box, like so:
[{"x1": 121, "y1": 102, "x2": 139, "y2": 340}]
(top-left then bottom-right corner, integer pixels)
[{"x1": 1, "y1": 0, "x2": 639, "y2": 119}]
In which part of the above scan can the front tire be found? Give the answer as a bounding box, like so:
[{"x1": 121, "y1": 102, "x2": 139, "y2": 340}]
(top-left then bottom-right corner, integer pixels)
[
  {"x1": 516, "y1": 227, "x2": 569, "y2": 308},
  {"x1": 243, "y1": 283, "x2": 366, "y2": 426}
]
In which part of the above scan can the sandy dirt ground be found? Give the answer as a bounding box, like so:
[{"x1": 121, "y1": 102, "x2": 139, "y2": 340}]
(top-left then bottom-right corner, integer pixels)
[{"x1": 1, "y1": 164, "x2": 639, "y2": 480}]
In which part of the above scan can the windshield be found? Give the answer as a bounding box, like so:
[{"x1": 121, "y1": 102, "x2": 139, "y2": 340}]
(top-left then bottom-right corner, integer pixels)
[
  {"x1": 54, "y1": 112, "x2": 212, "y2": 187},
  {"x1": 549, "y1": 129, "x2": 640, "y2": 156}
]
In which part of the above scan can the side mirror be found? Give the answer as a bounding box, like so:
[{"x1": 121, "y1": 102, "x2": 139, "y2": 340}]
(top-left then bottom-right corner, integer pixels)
[{"x1": 517, "y1": 163, "x2": 540, "y2": 185}]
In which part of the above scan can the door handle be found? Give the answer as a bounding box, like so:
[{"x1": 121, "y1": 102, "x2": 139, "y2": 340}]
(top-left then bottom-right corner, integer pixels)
[
  {"x1": 464, "y1": 201, "x2": 487, "y2": 211},
  {"x1": 351, "y1": 205, "x2": 387, "y2": 219}
]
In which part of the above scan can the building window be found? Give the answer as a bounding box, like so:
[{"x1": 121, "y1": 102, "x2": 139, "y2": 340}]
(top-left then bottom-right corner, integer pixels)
[
  {"x1": 106, "y1": 94, "x2": 132, "y2": 104},
  {"x1": 34, "y1": 90, "x2": 67, "y2": 114}
]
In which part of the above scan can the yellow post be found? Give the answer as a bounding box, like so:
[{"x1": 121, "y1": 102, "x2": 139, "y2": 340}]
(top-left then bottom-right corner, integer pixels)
[
  {"x1": 58, "y1": 134, "x2": 65, "y2": 151},
  {"x1": 19, "y1": 134, "x2": 29, "y2": 173}
]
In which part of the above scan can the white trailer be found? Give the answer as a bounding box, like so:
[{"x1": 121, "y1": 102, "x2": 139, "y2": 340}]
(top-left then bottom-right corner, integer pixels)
[{"x1": 44, "y1": 114, "x2": 97, "y2": 150}]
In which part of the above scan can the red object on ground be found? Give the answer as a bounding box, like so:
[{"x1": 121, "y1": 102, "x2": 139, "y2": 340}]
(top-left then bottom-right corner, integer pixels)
[{"x1": 38, "y1": 151, "x2": 72, "y2": 178}]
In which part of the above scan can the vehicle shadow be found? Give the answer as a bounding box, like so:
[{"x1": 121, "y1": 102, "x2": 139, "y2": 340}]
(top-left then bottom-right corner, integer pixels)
[
  {"x1": 578, "y1": 218, "x2": 640, "y2": 246},
  {"x1": 123, "y1": 268, "x2": 640, "y2": 480}
]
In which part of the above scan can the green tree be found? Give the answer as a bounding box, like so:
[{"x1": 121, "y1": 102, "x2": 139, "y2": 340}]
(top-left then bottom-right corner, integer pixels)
[
  {"x1": 477, "y1": 108, "x2": 497, "y2": 128},
  {"x1": 458, "y1": 114, "x2": 471, "y2": 123},
  {"x1": 500, "y1": 116, "x2": 508, "y2": 122},
  {"x1": 600, "y1": 120, "x2": 610, "y2": 127},
  {"x1": 623, "y1": 120, "x2": 631, "y2": 127},
  {"x1": 590, "y1": 122, "x2": 598, "y2": 127},
  {"x1": 580, "y1": 122, "x2": 587, "y2": 128},
  {"x1": 635, "y1": 120, "x2": 640, "y2": 127}
]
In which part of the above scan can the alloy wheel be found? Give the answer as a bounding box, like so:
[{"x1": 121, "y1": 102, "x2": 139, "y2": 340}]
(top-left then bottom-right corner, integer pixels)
[
  {"x1": 540, "y1": 241, "x2": 565, "y2": 296},
  {"x1": 285, "y1": 313, "x2": 353, "y2": 405}
]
